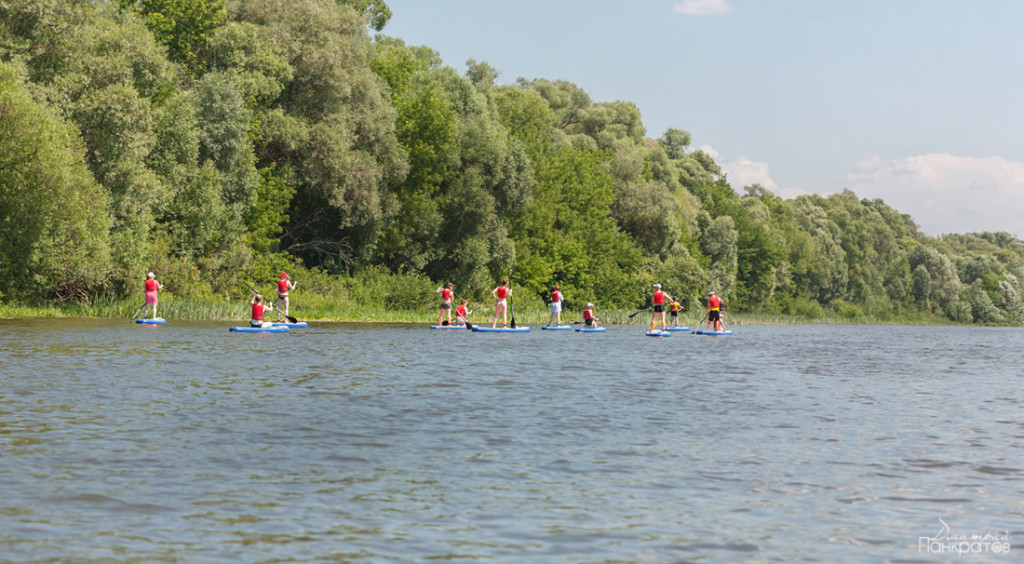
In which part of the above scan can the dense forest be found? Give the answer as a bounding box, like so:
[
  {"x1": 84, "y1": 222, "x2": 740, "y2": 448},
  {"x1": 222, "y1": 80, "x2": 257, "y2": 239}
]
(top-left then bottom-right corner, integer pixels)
[{"x1": 2, "y1": 0, "x2": 1024, "y2": 324}]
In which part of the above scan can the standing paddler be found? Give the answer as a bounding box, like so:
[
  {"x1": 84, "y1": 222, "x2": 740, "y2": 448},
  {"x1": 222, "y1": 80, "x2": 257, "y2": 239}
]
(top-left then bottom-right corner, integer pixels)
[{"x1": 648, "y1": 284, "x2": 668, "y2": 333}]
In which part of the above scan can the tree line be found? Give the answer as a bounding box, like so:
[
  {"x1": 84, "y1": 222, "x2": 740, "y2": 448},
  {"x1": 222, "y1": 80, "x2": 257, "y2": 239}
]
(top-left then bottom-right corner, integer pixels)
[{"x1": 1, "y1": 0, "x2": 1023, "y2": 324}]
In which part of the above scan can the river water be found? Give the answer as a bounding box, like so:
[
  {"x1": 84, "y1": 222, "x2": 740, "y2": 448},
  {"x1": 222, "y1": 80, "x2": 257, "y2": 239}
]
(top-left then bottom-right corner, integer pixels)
[{"x1": 0, "y1": 319, "x2": 1021, "y2": 562}]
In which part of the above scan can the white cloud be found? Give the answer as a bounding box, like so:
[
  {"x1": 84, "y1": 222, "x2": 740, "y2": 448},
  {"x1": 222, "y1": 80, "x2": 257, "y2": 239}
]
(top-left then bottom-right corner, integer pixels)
[
  {"x1": 673, "y1": 0, "x2": 734, "y2": 16},
  {"x1": 846, "y1": 153, "x2": 1024, "y2": 237},
  {"x1": 721, "y1": 157, "x2": 778, "y2": 191},
  {"x1": 697, "y1": 144, "x2": 719, "y2": 159},
  {"x1": 702, "y1": 144, "x2": 799, "y2": 196}
]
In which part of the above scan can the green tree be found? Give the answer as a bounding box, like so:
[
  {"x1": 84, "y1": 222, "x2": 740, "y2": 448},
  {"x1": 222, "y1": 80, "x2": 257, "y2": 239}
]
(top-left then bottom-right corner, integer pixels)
[
  {"x1": 120, "y1": 0, "x2": 226, "y2": 75},
  {"x1": 338, "y1": 0, "x2": 392, "y2": 31},
  {"x1": 0, "y1": 62, "x2": 111, "y2": 301}
]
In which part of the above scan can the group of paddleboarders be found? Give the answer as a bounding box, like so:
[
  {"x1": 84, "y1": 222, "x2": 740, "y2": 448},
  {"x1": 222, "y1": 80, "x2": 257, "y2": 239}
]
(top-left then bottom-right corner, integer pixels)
[
  {"x1": 250, "y1": 273, "x2": 297, "y2": 327},
  {"x1": 544, "y1": 284, "x2": 599, "y2": 328},
  {"x1": 139, "y1": 271, "x2": 298, "y2": 326},
  {"x1": 435, "y1": 282, "x2": 472, "y2": 327},
  {"x1": 433, "y1": 279, "x2": 723, "y2": 332},
  {"x1": 647, "y1": 284, "x2": 725, "y2": 333},
  {"x1": 434, "y1": 280, "x2": 602, "y2": 330}
]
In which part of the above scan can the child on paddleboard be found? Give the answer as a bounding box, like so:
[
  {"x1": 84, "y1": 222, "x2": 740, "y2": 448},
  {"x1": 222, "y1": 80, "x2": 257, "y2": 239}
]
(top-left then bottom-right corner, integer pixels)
[
  {"x1": 455, "y1": 299, "x2": 472, "y2": 327},
  {"x1": 547, "y1": 285, "x2": 564, "y2": 327},
  {"x1": 142, "y1": 272, "x2": 164, "y2": 320},
  {"x1": 436, "y1": 282, "x2": 454, "y2": 326},
  {"x1": 669, "y1": 297, "x2": 683, "y2": 327},
  {"x1": 583, "y1": 303, "x2": 600, "y2": 328},
  {"x1": 649, "y1": 284, "x2": 668, "y2": 332},
  {"x1": 250, "y1": 293, "x2": 275, "y2": 328},
  {"x1": 492, "y1": 279, "x2": 510, "y2": 328},
  {"x1": 276, "y1": 272, "x2": 296, "y2": 322}
]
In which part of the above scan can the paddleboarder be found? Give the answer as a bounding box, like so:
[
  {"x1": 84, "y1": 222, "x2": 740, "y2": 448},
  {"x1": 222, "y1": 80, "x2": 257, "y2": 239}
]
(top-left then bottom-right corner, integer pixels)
[
  {"x1": 492, "y1": 279, "x2": 511, "y2": 328},
  {"x1": 455, "y1": 299, "x2": 472, "y2": 327},
  {"x1": 669, "y1": 297, "x2": 683, "y2": 327},
  {"x1": 276, "y1": 272, "x2": 297, "y2": 322},
  {"x1": 583, "y1": 302, "x2": 600, "y2": 328},
  {"x1": 436, "y1": 282, "x2": 454, "y2": 326},
  {"x1": 706, "y1": 291, "x2": 724, "y2": 332},
  {"x1": 649, "y1": 284, "x2": 668, "y2": 332},
  {"x1": 250, "y1": 293, "x2": 276, "y2": 329},
  {"x1": 141, "y1": 272, "x2": 163, "y2": 320},
  {"x1": 546, "y1": 285, "x2": 564, "y2": 327}
]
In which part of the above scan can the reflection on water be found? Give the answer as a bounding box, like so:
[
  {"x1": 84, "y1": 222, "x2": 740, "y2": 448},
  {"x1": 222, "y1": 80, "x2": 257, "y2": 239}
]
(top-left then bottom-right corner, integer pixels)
[{"x1": 1, "y1": 319, "x2": 1023, "y2": 561}]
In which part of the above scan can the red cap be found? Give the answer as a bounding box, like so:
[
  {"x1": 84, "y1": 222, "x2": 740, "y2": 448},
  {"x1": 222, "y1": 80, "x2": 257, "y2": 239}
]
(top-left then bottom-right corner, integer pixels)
[{"x1": 280, "y1": 272, "x2": 288, "y2": 278}]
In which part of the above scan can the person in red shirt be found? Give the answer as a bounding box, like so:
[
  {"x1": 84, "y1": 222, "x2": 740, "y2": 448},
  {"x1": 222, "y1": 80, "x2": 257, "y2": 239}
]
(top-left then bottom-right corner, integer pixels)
[
  {"x1": 436, "y1": 282, "x2": 454, "y2": 326},
  {"x1": 583, "y1": 302, "x2": 600, "y2": 328},
  {"x1": 250, "y1": 292, "x2": 275, "y2": 328},
  {"x1": 142, "y1": 272, "x2": 164, "y2": 320},
  {"x1": 546, "y1": 285, "x2": 564, "y2": 327},
  {"x1": 455, "y1": 299, "x2": 472, "y2": 327},
  {"x1": 276, "y1": 272, "x2": 297, "y2": 322},
  {"x1": 492, "y1": 279, "x2": 511, "y2": 328},
  {"x1": 706, "y1": 291, "x2": 725, "y2": 331},
  {"x1": 649, "y1": 283, "x2": 668, "y2": 332}
]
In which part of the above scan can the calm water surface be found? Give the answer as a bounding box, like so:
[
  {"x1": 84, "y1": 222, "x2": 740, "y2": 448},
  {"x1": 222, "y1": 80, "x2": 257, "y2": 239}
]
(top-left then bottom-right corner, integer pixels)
[{"x1": 1, "y1": 319, "x2": 1022, "y2": 562}]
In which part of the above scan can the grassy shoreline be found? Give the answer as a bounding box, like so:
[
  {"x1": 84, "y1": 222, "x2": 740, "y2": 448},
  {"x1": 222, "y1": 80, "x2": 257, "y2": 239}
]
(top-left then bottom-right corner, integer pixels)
[{"x1": 0, "y1": 297, "x2": 970, "y2": 326}]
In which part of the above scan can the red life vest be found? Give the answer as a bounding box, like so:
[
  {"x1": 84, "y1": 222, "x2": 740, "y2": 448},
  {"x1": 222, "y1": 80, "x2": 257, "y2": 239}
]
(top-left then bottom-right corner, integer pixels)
[
  {"x1": 145, "y1": 279, "x2": 159, "y2": 292},
  {"x1": 278, "y1": 279, "x2": 289, "y2": 293},
  {"x1": 709, "y1": 295, "x2": 721, "y2": 310},
  {"x1": 495, "y1": 286, "x2": 507, "y2": 299},
  {"x1": 653, "y1": 291, "x2": 665, "y2": 305},
  {"x1": 251, "y1": 303, "x2": 264, "y2": 321},
  {"x1": 441, "y1": 288, "x2": 452, "y2": 302},
  {"x1": 456, "y1": 304, "x2": 467, "y2": 317},
  {"x1": 583, "y1": 308, "x2": 593, "y2": 321},
  {"x1": 551, "y1": 290, "x2": 561, "y2": 303}
]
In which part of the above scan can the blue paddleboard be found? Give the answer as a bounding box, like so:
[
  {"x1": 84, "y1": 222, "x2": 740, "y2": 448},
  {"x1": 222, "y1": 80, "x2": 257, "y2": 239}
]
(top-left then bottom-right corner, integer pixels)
[
  {"x1": 272, "y1": 322, "x2": 308, "y2": 328},
  {"x1": 230, "y1": 326, "x2": 290, "y2": 333},
  {"x1": 136, "y1": 318, "x2": 167, "y2": 325},
  {"x1": 541, "y1": 326, "x2": 572, "y2": 331},
  {"x1": 471, "y1": 326, "x2": 531, "y2": 333},
  {"x1": 646, "y1": 330, "x2": 671, "y2": 337},
  {"x1": 430, "y1": 325, "x2": 467, "y2": 330},
  {"x1": 695, "y1": 330, "x2": 732, "y2": 335},
  {"x1": 665, "y1": 327, "x2": 690, "y2": 331},
  {"x1": 576, "y1": 327, "x2": 606, "y2": 333}
]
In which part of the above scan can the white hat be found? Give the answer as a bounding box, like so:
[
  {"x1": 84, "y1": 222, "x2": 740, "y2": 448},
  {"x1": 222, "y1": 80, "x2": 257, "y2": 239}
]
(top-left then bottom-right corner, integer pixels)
[
  {"x1": 654, "y1": 283, "x2": 661, "y2": 288},
  {"x1": 708, "y1": 291, "x2": 715, "y2": 295},
  {"x1": 147, "y1": 272, "x2": 155, "y2": 278},
  {"x1": 587, "y1": 303, "x2": 594, "y2": 307}
]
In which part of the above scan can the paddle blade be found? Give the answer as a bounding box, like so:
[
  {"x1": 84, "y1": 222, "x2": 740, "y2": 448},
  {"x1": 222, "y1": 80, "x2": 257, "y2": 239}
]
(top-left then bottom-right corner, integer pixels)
[
  {"x1": 510, "y1": 304, "x2": 516, "y2": 329},
  {"x1": 285, "y1": 314, "x2": 298, "y2": 324},
  {"x1": 464, "y1": 319, "x2": 474, "y2": 330}
]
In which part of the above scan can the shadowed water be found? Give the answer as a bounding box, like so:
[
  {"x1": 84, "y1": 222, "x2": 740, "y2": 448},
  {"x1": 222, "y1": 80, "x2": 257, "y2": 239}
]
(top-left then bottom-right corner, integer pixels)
[{"x1": 1, "y1": 319, "x2": 1022, "y2": 561}]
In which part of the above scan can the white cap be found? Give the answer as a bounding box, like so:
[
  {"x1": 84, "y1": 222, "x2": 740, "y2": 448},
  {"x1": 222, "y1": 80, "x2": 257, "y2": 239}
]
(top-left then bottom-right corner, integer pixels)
[
  {"x1": 654, "y1": 283, "x2": 661, "y2": 288},
  {"x1": 708, "y1": 291, "x2": 715, "y2": 295},
  {"x1": 587, "y1": 303, "x2": 594, "y2": 307},
  {"x1": 147, "y1": 272, "x2": 155, "y2": 278}
]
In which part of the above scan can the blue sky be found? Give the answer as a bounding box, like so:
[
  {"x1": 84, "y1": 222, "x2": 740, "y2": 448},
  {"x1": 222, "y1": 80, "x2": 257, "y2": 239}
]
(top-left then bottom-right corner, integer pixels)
[{"x1": 382, "y1": 0, "x2": 1024, "y2": 237}]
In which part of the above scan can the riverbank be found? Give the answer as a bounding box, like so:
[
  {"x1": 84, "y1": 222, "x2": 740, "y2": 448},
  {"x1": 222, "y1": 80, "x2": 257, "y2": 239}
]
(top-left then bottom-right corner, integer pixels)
[{"x1": 0, "y1": 297, "x2": 966, "y2": 326}]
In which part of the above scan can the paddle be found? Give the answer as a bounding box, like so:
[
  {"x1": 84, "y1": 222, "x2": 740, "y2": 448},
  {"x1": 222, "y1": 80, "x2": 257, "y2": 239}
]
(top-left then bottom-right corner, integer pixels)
[
  {"x1": 243, "y1": 281, "x2": 298, "y2": 324},
  {"x1": 130, "y1": 303, "x2": 146, "y2": 321},
  {"x1": 691, "y1": 313, "x2": 709, "y2": 333},
  {"x1": 509, "y1": 281, "x2": 516, "y2": 329},
  {"x1": 628, "y1": 307, "x2": 652, "y2": 319}
]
